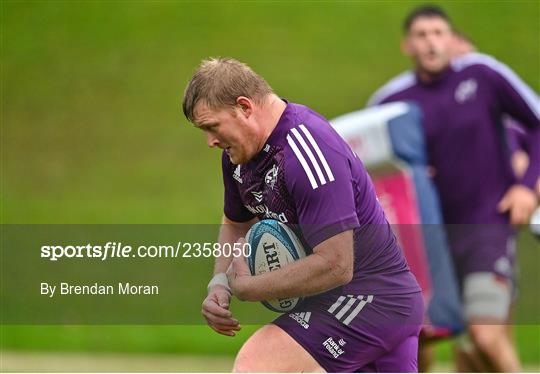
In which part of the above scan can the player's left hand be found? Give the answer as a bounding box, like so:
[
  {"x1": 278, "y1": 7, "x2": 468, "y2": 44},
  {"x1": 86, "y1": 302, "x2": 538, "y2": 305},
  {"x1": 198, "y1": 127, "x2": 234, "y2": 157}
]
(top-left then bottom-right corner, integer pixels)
[
  {"x1": 226, "y1": 238, "x2": 253, "y2": 301},
  {"x1": 498, "y1": 184, "x2": 539, "y2": 225}
]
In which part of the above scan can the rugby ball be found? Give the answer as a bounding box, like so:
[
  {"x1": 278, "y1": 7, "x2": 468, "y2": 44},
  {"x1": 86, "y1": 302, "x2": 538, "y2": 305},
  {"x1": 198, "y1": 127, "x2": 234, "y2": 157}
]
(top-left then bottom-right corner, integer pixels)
[{"x1": 245, "y1": 220, "x2": 307, "y2": 312}]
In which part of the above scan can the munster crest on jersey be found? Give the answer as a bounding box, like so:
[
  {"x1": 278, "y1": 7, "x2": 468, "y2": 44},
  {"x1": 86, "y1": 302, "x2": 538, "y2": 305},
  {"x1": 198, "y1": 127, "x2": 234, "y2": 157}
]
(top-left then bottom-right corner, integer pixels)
[
  {"x1": 455, "y1": 78, "x2": 477, "y2": 104},
  {"x1": 265, "y1": 164, "x2": 279, "y2": 189}
]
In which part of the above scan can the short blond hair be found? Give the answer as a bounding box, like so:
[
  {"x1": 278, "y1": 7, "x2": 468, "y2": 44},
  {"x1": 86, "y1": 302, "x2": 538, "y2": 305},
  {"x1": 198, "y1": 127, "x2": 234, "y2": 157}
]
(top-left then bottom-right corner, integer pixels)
[{"x1": 182, "y1": 57, "x2": 274, "y2": 123}]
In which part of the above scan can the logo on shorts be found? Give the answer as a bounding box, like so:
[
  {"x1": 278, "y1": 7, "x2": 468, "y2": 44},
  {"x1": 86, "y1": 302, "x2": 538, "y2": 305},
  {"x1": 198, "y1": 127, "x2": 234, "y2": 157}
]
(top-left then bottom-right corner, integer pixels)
[
  {"x1": 327, "y1": 295, "x2": 374, "y2": 326},
  {"x1": 322, "y1": 337, "x2": 346, "y2": 359},
  {"x1": 289, "y1": 312, "x2": 311, "y2": 329},
  {"x1": 233, "y1": 165, "x2": 243, "y2": 184},
  {"x1": 265, "y1": 164, "x2": 279, "y2": 189}
]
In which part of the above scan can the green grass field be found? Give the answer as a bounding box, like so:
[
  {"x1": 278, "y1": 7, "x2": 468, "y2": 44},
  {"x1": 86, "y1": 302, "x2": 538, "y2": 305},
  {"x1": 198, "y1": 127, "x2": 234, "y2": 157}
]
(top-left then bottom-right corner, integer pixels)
[
  {"x1": 1, "y1": 326, "x2": 539, "y2": 371},
  {"x1": 1, "y1": 0, "x2": 539, "y2": 371}
]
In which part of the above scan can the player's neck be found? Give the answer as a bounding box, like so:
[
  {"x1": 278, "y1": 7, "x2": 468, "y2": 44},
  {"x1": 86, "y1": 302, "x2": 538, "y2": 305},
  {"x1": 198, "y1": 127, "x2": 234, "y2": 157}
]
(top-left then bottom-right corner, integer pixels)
[
  {"x1": 416, "y1": 66, "x2": 450, "y2": 84},
  {"x1": 258, "y1": 95, "x2": 287, "y2": 149},
  {"x1": 417, "y1": 69, "x2": 438, "y2": 83}
]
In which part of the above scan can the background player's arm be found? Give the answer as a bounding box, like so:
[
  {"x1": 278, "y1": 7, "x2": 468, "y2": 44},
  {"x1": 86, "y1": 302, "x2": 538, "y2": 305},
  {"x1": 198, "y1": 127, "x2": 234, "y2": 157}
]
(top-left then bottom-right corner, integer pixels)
[
  {"x1": 487, "y1": 63, "x2": 540, "y2": 223},
  {"x1": 228, "y1": 230, "x2": 354, "y2": 301},
  {"x1": 490, "y1": 64, "x2": 540, "y2": 189}
]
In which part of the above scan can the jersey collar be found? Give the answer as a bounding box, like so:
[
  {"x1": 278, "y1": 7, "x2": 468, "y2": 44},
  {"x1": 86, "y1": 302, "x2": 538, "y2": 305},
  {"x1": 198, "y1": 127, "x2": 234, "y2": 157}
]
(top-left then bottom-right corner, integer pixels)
[
  {"x1": 246, "y1": 99, "x2": 293, "y2": 165},
  {"x1": 416, "y1": 66, "x2": 453, "y2": 87}
]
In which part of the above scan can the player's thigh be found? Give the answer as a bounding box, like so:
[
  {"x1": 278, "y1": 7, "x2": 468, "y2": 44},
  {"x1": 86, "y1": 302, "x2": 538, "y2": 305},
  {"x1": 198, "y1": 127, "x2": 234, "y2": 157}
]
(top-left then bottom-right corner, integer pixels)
[
  {"x1": 372, "y1": 334, "x2": 419, "y2": 373},
  {"x1": 463, "y1": 272, "x2": 513, "y2": 322},
  {"x1": 449, "y1": 227, "x2": 516, "y2": 322},
  {"x1": 233, "y1": 324, "x2": 325, "y2": 373}
]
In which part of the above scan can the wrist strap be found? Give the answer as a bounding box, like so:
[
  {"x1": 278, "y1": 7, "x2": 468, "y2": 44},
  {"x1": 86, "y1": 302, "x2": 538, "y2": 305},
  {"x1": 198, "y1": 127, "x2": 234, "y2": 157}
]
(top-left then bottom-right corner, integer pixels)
[{"x1": 207, "y1": 273, "x2": 231, "y2": 293}]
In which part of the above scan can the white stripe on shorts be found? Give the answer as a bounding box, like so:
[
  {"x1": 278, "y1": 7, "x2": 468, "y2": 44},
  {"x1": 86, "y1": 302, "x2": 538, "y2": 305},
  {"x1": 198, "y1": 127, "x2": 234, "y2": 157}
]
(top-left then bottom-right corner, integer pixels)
[
  {"x1": 342, "y1": 295, "x2": 374, "y2": 326},
  {"x1": 335, "y1": 295, "x2": 358, "y2": 320},
  {"x1": 327, "y1": 295, "x2": 346, "y2": 314}
]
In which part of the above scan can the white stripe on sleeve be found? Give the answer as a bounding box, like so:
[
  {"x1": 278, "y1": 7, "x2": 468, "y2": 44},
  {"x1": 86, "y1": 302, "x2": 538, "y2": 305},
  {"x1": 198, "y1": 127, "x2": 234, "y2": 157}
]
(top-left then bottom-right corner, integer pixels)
[
  {"x1": 366, "y1": 71, "x2": 416, "y2": 107},
  {"x1": 291, "y1": 127, "x2": 327, "y2": 186},
  {"x1": 287, "y1": 134, "x2": 319, "y2": 189},
  {"x1": 453, "y1": 53, "x2": 540, "y2": 119},
  {"x1": 299, "y1": 124, "x2": 335, "y2": 182}
]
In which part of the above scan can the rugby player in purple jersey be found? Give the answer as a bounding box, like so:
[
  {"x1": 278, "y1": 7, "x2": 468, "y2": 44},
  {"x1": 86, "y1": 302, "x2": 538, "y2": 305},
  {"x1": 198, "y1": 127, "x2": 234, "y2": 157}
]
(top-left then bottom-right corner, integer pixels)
[
  {"x1": 182, "y1": 58, "x2": 423, "y2": 372},
  {"x1": 368, "y1": 5, "x2": 539, "y2": 372}
]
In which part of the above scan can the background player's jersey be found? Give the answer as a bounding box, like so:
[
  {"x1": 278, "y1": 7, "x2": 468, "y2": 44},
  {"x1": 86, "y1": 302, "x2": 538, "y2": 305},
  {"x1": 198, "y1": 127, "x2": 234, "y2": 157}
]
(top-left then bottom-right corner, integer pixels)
[
  {"x1": 368, "y1": 53, "x2": 540, "y2": 224},
  {"x1": 223, "y1": 102, "x2": 420, "y2": 295}
]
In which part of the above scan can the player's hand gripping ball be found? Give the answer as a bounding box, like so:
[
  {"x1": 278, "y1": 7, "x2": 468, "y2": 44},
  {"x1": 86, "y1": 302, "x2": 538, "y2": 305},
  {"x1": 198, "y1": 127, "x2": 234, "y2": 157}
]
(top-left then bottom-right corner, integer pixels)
[{"x1": 245, "y1": 219, "x2": 307, "y2": 312}]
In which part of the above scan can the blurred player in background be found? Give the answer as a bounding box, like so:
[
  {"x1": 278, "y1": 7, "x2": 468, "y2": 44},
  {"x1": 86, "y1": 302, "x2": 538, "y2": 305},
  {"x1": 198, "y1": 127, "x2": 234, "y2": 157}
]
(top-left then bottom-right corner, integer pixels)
[
  {"x1": 183, "y1": 57, "x2": 423, "y2": 372},
  {"x1": 368, "y1": 5, "x2": 539, "y2": 372},
  {"x1": 450, "y1": 30, "x2": 476, "y2": 57}
]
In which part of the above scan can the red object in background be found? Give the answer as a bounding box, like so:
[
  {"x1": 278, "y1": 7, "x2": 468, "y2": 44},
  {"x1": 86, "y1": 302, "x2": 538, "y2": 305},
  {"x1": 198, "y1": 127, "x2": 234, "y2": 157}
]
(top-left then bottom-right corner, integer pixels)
[{"x1": 372, "y1": 168, "x2": 432, "y2": 302}]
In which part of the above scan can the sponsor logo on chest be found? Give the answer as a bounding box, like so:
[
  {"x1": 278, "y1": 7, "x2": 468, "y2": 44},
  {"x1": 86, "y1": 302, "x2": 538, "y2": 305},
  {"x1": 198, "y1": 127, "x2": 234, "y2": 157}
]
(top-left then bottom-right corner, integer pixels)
[{"x1": 244, "y1": 203, "x2": 288, "y2": 223}]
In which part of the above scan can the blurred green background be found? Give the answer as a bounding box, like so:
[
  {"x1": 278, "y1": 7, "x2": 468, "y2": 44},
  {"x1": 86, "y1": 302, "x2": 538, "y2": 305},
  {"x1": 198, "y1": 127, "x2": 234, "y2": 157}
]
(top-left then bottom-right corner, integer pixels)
[{"x1": 2, "y1": 0, "x2": 539, "y2": 371}]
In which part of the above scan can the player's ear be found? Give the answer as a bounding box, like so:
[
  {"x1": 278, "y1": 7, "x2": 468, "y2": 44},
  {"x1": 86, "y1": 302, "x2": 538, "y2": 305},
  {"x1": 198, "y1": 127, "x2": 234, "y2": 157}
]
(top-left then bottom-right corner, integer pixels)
[
  {"x1": 401, "y1": 38, "x2": 413, "y2": 57},
  {"x1": 236, "y1": 96, "x2": 253, "y2": 118}
]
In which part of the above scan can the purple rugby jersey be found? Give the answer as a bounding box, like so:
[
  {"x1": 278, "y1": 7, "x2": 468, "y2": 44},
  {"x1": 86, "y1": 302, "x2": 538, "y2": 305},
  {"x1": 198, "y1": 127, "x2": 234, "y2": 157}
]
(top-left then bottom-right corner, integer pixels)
[
  {"x1": 222, "y1": 102, "x2": 420, "y2": 295},
  {"x1": 369, "y1": 53, "x2": 540, "y2": 225}
]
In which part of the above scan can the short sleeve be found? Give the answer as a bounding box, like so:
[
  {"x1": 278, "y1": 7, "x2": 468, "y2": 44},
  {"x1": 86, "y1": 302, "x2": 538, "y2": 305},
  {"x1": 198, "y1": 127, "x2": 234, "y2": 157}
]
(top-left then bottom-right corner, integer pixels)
[
  {"x1": 284, "y1": 125, "x2": 359, "y2": 248},
  {"x1": 222, "y1": 152, "x2": 255, "y2": 222}
]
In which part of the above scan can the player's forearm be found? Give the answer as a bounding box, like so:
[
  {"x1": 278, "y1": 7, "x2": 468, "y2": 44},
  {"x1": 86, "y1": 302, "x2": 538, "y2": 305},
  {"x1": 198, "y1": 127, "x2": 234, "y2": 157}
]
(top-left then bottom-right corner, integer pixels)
[
  {"x1": 213, "y1": 216, "x2": 255, "y2": 275},
  {"x1": 237, "y1": 250, "x2": 352, "y2": 302}
]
